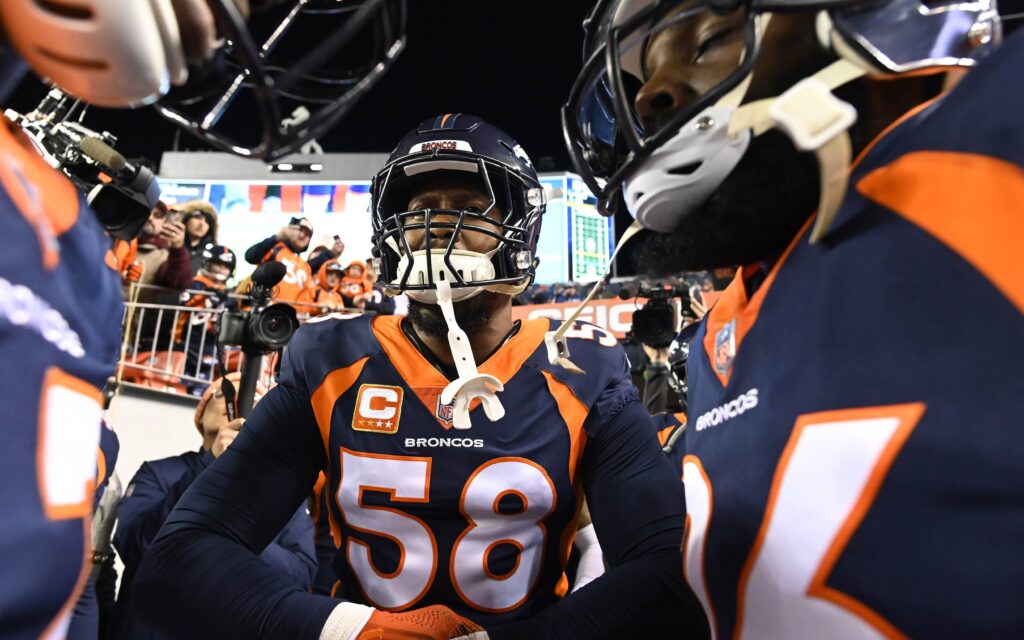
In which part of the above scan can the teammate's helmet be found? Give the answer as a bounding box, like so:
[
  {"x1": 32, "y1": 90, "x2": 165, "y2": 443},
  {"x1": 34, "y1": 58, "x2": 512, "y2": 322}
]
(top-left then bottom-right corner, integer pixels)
[
  {"x1": 370, "y1": 114, "x2": 546, "y2": 303},
  {"x1": 202, "y1": 245, "x2": 237, "y2": 282},
  {"x1": 0, "y1": 0, "x2": 406, "y2": 160},
  {"x1": 563, "y1": 0, "x2": 1002, "y2": 230}
]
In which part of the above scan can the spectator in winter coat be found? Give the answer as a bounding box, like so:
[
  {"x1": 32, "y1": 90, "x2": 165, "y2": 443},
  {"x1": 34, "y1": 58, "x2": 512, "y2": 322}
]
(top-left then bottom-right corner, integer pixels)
[
  {"x1": 243, "y1": 216, "x2": 314, "y2": 305},
  {"x1": 338, "y1": 260, "x2": 370, "y2": 308},
  {"x1": 173, "y1": 200, "x2": 219, "y2": 276},
  {"x1": 297, "y1": 260, "x2": 345, "y2": 316},
  {"x1": 134, "y1": 201, "x2": 192, "y2": 300}
]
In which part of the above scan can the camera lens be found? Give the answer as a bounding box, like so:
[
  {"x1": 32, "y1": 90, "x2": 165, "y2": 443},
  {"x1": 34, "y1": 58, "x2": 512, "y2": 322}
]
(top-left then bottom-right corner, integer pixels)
[
  {"x1": 632, "y1": 305, "x2": 677, "y2": 349},
  {"x1": 247, "y1": 303, "x2": 299, "y2": 350}
]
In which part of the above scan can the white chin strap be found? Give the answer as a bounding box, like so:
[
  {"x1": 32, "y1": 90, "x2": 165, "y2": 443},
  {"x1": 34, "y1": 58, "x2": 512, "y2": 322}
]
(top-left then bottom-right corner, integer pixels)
[
  {"x1": 434, "y1": 279, "x2": 505, "y2": 429},
  {"x1": 544, "y1": 221, "x2": 646, "y2": 374}
]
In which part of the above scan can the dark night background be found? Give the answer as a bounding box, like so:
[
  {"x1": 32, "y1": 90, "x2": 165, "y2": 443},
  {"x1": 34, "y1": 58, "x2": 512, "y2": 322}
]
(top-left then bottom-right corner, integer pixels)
[
  {"x1": 6, "y1": 0, "x2": 596, "y2": 172},
  {"x1": 6, "y1": 0, "x2": 1023, "y2": 168}
]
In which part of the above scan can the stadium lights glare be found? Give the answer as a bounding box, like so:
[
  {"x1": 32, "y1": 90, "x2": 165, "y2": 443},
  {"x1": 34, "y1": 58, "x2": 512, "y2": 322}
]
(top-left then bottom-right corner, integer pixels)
[{"x1": 270, "y1": 162, "x2": 323, "y2": 173}]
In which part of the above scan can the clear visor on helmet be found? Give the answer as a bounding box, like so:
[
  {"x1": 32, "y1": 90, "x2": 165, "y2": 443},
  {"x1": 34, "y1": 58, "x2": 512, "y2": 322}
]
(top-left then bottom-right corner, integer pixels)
[
  {"x1": 373, "y1": 156, "x2": 541, "y2": 294},
  {"x1": 157, "y1": 0, "x2": 406, "y2": 160},
  {"x1": 564, "y1": 0, "x2": 759, "y2": 213}
]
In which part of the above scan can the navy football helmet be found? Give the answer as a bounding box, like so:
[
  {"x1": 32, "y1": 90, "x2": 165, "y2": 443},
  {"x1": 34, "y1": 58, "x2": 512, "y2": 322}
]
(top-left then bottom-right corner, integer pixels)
[
  {"x1": 563, "y1": 0, "x2": 1002, "y2": 231},
  {"x1": 1, "y1": 0, "x2": 406, "y2": 161},
  {"x1": 201, "y1": 245, "x2": 237, "y2": 282},
  {"x1": 371, "y1": 114, "x2": 546, "y2": 303}
]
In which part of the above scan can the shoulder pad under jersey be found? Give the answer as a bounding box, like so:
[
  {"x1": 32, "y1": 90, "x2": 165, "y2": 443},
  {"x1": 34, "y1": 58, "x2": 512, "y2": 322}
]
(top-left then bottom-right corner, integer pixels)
[
  {"x1": 279, "y1": 312, "x2": 381, "y2": 394},
  {"x1": 532, "y1": 318, "x2": 632, "y2": 410}
]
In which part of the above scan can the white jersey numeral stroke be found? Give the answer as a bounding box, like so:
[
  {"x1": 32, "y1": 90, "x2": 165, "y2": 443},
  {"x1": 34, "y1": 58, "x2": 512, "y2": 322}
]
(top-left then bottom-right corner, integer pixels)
[
  {"x1": 338, "y1": 451, "x2": 556, "y2": 611},
  {"x1": 683, "y1": 403, "x2": 924, "y2": 640},
  {"x1": 452, "y1": 458, "x2": 555, "y2": 612},
  {"x1": 280, "y1": 257, "x2": 307, "y2": 288},
  {"x1": 338, "y1": 449, "x2": 436, "y2": 610}
]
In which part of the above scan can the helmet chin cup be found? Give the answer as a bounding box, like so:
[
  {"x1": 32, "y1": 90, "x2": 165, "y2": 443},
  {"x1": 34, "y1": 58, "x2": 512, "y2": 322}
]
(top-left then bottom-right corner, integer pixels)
[
  {"x1": 433, "y1": 279, "x2": 505, "y2": 429},
  {"x1": 622, "y1": 106, "x2": 750, "y2": 233},
  {"x1": 395, "y1": 248, "x2": 496, "y2": 303}
]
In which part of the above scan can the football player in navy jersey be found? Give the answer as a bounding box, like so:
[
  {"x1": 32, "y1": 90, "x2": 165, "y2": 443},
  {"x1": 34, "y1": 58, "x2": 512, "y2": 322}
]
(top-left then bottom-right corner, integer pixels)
[
  {"x1": 565, "y1": 0, "x2": 1023, "y2": 636},
  {"x1": 0, "y1": 1, "x2": 403, "y2": 638},
  {"x1": 133, "y1": 115, "x2": 703, "y2": 639}
]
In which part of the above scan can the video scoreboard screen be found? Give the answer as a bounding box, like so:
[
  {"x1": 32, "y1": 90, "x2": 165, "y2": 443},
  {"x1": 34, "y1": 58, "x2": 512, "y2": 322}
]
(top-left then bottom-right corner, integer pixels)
[{"x1": 158, "y1": 173, "x2": 614, "y2": 284}]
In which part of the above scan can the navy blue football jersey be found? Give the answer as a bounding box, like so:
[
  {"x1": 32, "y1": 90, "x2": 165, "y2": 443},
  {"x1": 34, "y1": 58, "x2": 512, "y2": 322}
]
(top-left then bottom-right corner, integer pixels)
[
  {"x1": 280, "y1": 313, "x2": 639, "y2": 626},
  {"x1": 132, "y1": 308, "x2": 690, "y2": 638},
  {"x1": 681, "y1": 33, "x2": 1024, "y2": 639},
  {"x1": 0, "y1": 120, "x2": 124, "y2": 638}
]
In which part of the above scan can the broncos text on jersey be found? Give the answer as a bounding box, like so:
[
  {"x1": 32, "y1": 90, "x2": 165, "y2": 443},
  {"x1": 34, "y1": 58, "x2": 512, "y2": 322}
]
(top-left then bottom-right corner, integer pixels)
[
  {"x1": 0, "y1": 117, "x2": 124, "y2": 638},
  {"x1": 681, "y1": 32, "x2": 1024, "y2": 639}
]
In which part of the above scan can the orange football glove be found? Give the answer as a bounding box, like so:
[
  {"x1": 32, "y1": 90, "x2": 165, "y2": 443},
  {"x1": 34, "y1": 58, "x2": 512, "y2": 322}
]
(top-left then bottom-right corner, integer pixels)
[{"x1": 356, "y1": 605, "x2": 484, "y2": 640}]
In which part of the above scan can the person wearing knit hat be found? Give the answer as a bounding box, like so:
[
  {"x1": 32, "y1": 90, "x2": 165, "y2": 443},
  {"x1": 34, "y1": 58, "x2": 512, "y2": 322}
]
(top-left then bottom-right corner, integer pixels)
[
  {"x1": 171, "y1": 200, "x2": 220, "y2": 276},
  {"x1": 111, "y1": 373, "x2": 313, "y2": 639}
]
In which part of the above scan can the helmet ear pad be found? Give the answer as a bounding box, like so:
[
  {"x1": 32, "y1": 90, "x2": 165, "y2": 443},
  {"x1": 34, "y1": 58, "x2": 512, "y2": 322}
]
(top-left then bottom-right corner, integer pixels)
[{"x1": 0, "y1": 0, "x2": 187, "y2": 107}]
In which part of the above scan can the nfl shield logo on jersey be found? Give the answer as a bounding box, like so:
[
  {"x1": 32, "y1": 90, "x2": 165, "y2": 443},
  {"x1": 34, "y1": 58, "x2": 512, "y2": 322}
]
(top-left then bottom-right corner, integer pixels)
[
  {"x1": 714, "y1": 319, "x2": 737, "y2": 378},
  {"x1": 436, "y1": 396, "x2": 455, "y2": 425}
]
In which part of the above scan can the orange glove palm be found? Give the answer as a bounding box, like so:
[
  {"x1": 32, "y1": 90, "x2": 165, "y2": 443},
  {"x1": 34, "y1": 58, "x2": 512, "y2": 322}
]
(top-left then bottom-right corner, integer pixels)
[{"x1": 357, "y1": 606, "x2": 483, "y2": 640}]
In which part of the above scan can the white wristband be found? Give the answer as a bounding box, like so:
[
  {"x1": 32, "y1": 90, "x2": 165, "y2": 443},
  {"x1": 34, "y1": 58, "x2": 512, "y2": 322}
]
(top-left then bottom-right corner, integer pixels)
[
  {"x1": 319, "y1": 602, "x2": 374, "y2": 640},
  {"x1": 571, "y1": 523, "x2": 605, "y2": 592}
]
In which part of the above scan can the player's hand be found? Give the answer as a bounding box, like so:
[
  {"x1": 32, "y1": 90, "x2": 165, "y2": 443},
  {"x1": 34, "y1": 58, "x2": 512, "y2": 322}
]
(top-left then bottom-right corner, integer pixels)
[
  {"x1": 211, "y1": 418, "x2": 244, "y2": 458},
  {"x1": 161, "y1": 220, "x2": 186, "y2": 249},
  {"x1": 642, "y1": 344, "x2": 671, "y2": 364},
  {"x1": 690, "y1": 289, "x2": 708, "y2": 320},
  {"x1": 357, "y1": 605, "x2": 483, "y2": 640}
]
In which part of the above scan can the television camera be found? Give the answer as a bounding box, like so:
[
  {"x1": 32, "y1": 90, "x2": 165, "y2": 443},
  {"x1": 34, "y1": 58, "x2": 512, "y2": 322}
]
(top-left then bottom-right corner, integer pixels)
[
  {"x1": 217, "y1": 261, "x2": 299, "y2": 416},
  {"x1": 621, "y1": 282, "x2": 694, "y2": 349},
  {"x1": 4, "y1": 88, "x2": 160, "y2": 240}
]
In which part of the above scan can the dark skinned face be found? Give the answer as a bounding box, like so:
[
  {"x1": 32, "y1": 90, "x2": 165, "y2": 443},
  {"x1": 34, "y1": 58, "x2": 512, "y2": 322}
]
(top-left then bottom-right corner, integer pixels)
[
  {"x1": 631, "y1": 8, "x2": 832, "y2": 274},
  {"x1": 403, "y1": 174, "x2": 507, "y2": 339}
]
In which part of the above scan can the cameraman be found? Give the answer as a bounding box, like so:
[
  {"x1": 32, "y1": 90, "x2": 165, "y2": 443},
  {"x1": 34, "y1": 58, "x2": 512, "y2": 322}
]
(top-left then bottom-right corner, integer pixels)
[{"x1": 112, "y1": 374, "x2": 315, "y2": 640}]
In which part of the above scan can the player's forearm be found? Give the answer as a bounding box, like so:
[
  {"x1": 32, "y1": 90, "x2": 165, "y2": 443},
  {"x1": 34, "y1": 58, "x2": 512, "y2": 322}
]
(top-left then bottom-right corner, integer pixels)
[
  {"x1": 135, "y1": 526, "x2": 336, "y2": 638},
  {"x1": 488, "y1": 547, "x2": 700, "y2": 639},
  {"x1": 259, "y1": 541, "x2": 316, "y2": 590}
]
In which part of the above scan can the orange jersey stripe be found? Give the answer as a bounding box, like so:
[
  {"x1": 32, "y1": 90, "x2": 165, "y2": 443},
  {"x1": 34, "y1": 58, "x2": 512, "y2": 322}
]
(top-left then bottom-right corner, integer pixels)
[{"x1": 857, "y1": 150, "x2": 1024, "y2": 313}]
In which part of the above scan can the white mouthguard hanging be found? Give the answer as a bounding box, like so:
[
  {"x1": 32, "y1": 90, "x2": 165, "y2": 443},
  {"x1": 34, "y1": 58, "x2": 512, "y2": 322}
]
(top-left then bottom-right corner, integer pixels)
[
  {"x1": 435, "y1": 279, "x2": 505, "y2": 429},
  {"x1": 544, "y1": 220, "x2": 646, "y2": 374}
]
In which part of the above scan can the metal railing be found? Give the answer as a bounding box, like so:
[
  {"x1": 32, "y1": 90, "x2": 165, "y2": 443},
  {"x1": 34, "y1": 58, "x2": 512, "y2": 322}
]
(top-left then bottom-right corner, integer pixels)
[{"x1": 115, "y1": 283, "x2": 366, "y2": 397}]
